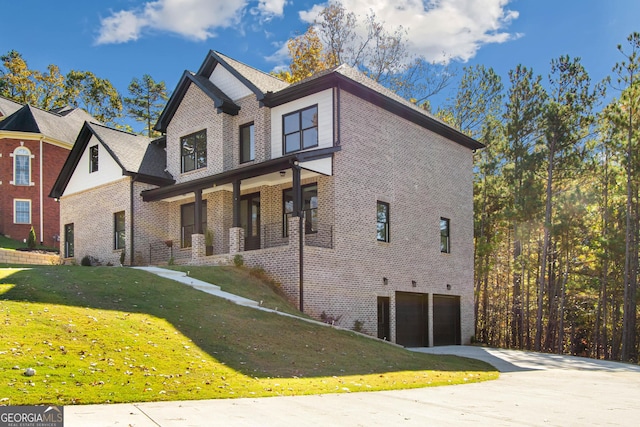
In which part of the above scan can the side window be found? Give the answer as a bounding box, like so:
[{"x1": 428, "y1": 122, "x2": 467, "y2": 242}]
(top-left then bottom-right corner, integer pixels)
[
  {"x1": 114, "y1": 211, "x2": 125, "y2": 250},
  {"x1": 12, "y1": 146, "x2": 31, "y2": 185},
  {"x1": 283, "y1": 105, "x2": 318, "y2": 154},
  {"x1": 89, "y1": 145, "x2": 99, "y2": 173},
  {"x1": 14, "y1": 199, "x2": 31, "y2": 224},
  {"x1": 376, "y1": 201, "x2": 390, "y2": 242},
  {"x1": 181, "y1": 130, "x2": 207, "y2": 173},
  {"x1": 64, "y1": 223, "x2": 74, "y2": 258},
  {"x1": 240, "y1": 123, "x2": 255, "y2": 163},
  {"x1": 440, "y1": 217, "x2": 450, "y2": 253}
]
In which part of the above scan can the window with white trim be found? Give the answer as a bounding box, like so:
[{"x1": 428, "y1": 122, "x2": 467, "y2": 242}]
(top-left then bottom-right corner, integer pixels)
[
  {"x1": 14, "y1": 199, "x2": 31, "y2": 224},
  {"x1": 12, "y1": 146, "x2": 31, "y2": 185}
]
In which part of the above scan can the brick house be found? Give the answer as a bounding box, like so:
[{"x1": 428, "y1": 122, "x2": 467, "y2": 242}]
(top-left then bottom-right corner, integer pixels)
[
  {"x1": 0, "y1": 102, "x2": 93, "y2": 247},
  {"x1": 51, "y1": 51, "x2": 482, "y2": 346}
]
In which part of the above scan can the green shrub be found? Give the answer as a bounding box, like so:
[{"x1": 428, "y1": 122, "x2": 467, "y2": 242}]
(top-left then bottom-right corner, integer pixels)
[
  {"x1": 81, "y1": 255, "x2": 92, "y2": 266},
  {"x1": 27, "y1": 227, "x2": 37, "y2": 250},
  {"x1": 119, "y1": 250, "x2": 126, "y2": 266},
  {"x1": 233, "y1": 254, "x2": 244, "y2": 267}
]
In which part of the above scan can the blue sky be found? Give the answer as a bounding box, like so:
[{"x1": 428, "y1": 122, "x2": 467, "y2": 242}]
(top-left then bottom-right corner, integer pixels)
[{"x1": 1, "y1": 0, "x2": 639, "y2": 128}]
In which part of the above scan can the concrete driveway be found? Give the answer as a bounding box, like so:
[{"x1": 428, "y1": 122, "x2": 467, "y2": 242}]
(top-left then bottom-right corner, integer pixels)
[{"x1": 65, "y1": 346, "x2": 640, "y2": 426}]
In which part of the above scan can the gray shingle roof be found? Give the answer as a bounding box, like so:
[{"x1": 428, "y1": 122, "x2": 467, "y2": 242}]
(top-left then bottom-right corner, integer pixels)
[
  {"x1": 214, "y1": 51, "x2": 289, "y2": 94},
  {"x1": 87, "y1": 122, "x2": 172, "y2": 181},
  {"x1": 0, "y1": 96, "x2": 22, "y2": 118},
  {"x1": 0, "y1": 104, "x2": 96, "y2": 145}
]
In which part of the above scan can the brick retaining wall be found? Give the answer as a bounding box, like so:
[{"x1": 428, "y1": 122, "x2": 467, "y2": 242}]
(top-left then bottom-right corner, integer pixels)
[{"x1": 0, "y1": 248, "x2": 61, "y2": 265}]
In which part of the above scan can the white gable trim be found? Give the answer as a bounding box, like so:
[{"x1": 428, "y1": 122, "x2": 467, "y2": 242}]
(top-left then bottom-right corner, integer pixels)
[
  {"x1": 63, "y1": 135, "x2": 124, "y2": 196},
  {"x1": 209, "y1": 65, "x2": 253, "y2": 101}
]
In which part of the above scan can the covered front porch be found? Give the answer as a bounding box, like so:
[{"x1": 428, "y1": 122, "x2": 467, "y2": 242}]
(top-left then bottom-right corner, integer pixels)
[{"x1": 141, "y1": 147, "x2": 338, "y2": 266}]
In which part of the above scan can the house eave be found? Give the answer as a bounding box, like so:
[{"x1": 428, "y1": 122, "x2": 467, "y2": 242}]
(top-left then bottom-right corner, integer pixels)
[
  {"x1": 263, "y1": 73, "x2": 484, "y2": 151},
  {"x1": 141, "y1": 146, "x2": 340, "y2": 202}
]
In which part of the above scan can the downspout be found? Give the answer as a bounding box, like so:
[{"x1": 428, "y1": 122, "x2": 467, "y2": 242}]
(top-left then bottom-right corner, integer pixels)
[
  {"x1": 336, "y1": 83, "x2": 341, "y2": 145},
  {"x1": 130, "y1": 176, "x2": 136, "y2": 266},
  {"x1": 39, "y1": 137, "x2": 44, "y2": 245}
]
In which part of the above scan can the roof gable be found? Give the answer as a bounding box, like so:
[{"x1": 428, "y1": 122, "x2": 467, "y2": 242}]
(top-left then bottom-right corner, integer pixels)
[
  {"x1": 0, "y1": 105, "x2": 40, "y2": 133},
  {"x1": 155, "y1": 50, "x2": 289, "y2": 133},
  {"x1": 50, "y1": 122, "x2": 174, "y2": 198}
]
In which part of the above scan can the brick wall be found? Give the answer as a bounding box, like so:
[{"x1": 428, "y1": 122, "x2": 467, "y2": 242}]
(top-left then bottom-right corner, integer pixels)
[
  {"x1": 60, "y1": 178, "x2": 131, "y2": 265},
  {"x1": 293, "y1": 90, "x2": 476, "y2": 342},
  {"x1": 0, "y1": 138, "x2": 69, "y2": 248}
]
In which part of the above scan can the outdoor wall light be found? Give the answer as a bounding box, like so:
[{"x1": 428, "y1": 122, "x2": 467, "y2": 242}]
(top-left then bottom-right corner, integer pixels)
[
  {"x1": 280, "y1": 170, "x2": 286, "y2": 177},
  {"x1": 383, "y1": 277, "x2": 388, "y2": 286},
  {"x1": 446, "y1": 284, "x2": 452, "y2": 290},
  {"x1": 411, "y1": 280, "x2": 417, "y2": 287}
]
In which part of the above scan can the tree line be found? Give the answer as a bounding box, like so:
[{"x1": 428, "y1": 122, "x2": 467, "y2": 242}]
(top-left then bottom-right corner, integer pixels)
[
  {"x1": 0, "y1": 50, "x2": 168, "y2": 136},
  {"x1": 438, "y1": 36, "x2": 640, "y2": 363},
  {"x1": 2, "y1": 3, "x2": 638, "y2": 363}
]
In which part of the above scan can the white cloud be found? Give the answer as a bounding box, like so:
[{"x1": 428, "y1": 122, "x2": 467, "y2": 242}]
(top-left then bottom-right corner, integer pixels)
[
  {"x1": 257, "y1": 0, "x2": 287, "y2": 17},
  {"x1": 96, "y1": 0, "x2": 286, "y2": 44},
  {"x1": 299, "y1": 0, "x2": 519, "y2": 64}
]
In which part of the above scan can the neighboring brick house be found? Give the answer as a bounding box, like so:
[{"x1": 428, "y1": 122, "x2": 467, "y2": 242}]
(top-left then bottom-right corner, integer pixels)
[
  {"x1": 0, "y1": 102, "x2": 93, "y2": 247},
  {"x1": 51, "y1": 51, "x2": 483, "y2": 347}
]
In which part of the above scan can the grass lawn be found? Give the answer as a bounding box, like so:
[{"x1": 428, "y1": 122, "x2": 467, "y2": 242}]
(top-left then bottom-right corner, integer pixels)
[
  {"x1": 0, "y1": 234, "x2": 59, "y2": 252},
  {"x1": 0, "y1": 266, "x2": 497, "y2": 406}
]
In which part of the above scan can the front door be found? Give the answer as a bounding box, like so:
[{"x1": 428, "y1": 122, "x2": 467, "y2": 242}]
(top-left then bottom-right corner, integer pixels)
[
  {"x1": 64, "y1": 223, "x2": 74, "y2": 258},
  {"x1": 240, "y1": 192, "x2": 261, "y2": 251}
]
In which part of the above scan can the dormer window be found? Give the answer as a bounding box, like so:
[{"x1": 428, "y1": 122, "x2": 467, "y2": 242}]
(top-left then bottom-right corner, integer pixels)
[
  {"x1": 89, "y1": 145, "x2": 99, "y2": 173},
  {"x1": 12, "y1": 146, "x2": 32, "y2": 186},
  {"x1": 181, "y1": 129, "x2": 207, "y2": 173},
  {"x1": 283, "y1": 105, "x2": 318, "y2": 154}
]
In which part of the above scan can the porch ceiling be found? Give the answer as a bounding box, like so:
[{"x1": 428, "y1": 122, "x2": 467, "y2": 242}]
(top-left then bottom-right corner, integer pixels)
[
  {"x1": 159, "y1": 168, "x2": 324, "y2": 202},
  {"x1": 141, "y1": 146, "x2": 340, "y2": 202}
]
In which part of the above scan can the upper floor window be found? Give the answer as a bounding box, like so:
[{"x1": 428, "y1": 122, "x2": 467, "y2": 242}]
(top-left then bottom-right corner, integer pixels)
[
  {"x1": 89, "y1": 145, "x2": 99, "y2": 173},
  {"x1": 14, "y1": 199, "x2": 31, "y2": 224},
  {"x1": 283, "y1": 184, "x2": 318, "y2": 236},
  {"x1": 181, "y1": 129, "x2": 207, "y2": 173},
  {"x1": 240, "y1": 122, "x2": 255, "y2": 163},
  {"x1": 440, "y1": 217, "x2": 450, "y2": 253},
  {"x1": 12, "y1": 146, "x2": 31, "y2": 185},
  {"x1": 376, "y1": 201, "x2": 390, "y2": 242},
  {"x1": 114, "y1": 211, "x2": 125, "y2": 250},
  {"x1": 283, "y1": 105, "x2": 318, "y2": 154}
]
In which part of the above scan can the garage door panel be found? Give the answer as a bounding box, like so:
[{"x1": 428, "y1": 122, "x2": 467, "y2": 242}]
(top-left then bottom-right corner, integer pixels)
[
  {"x1": 396, "y1": 292, "x2": 428, "y2": 347},
  {"x1": 433, "y1": 294, "x2": 461, "y2": 346}
]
